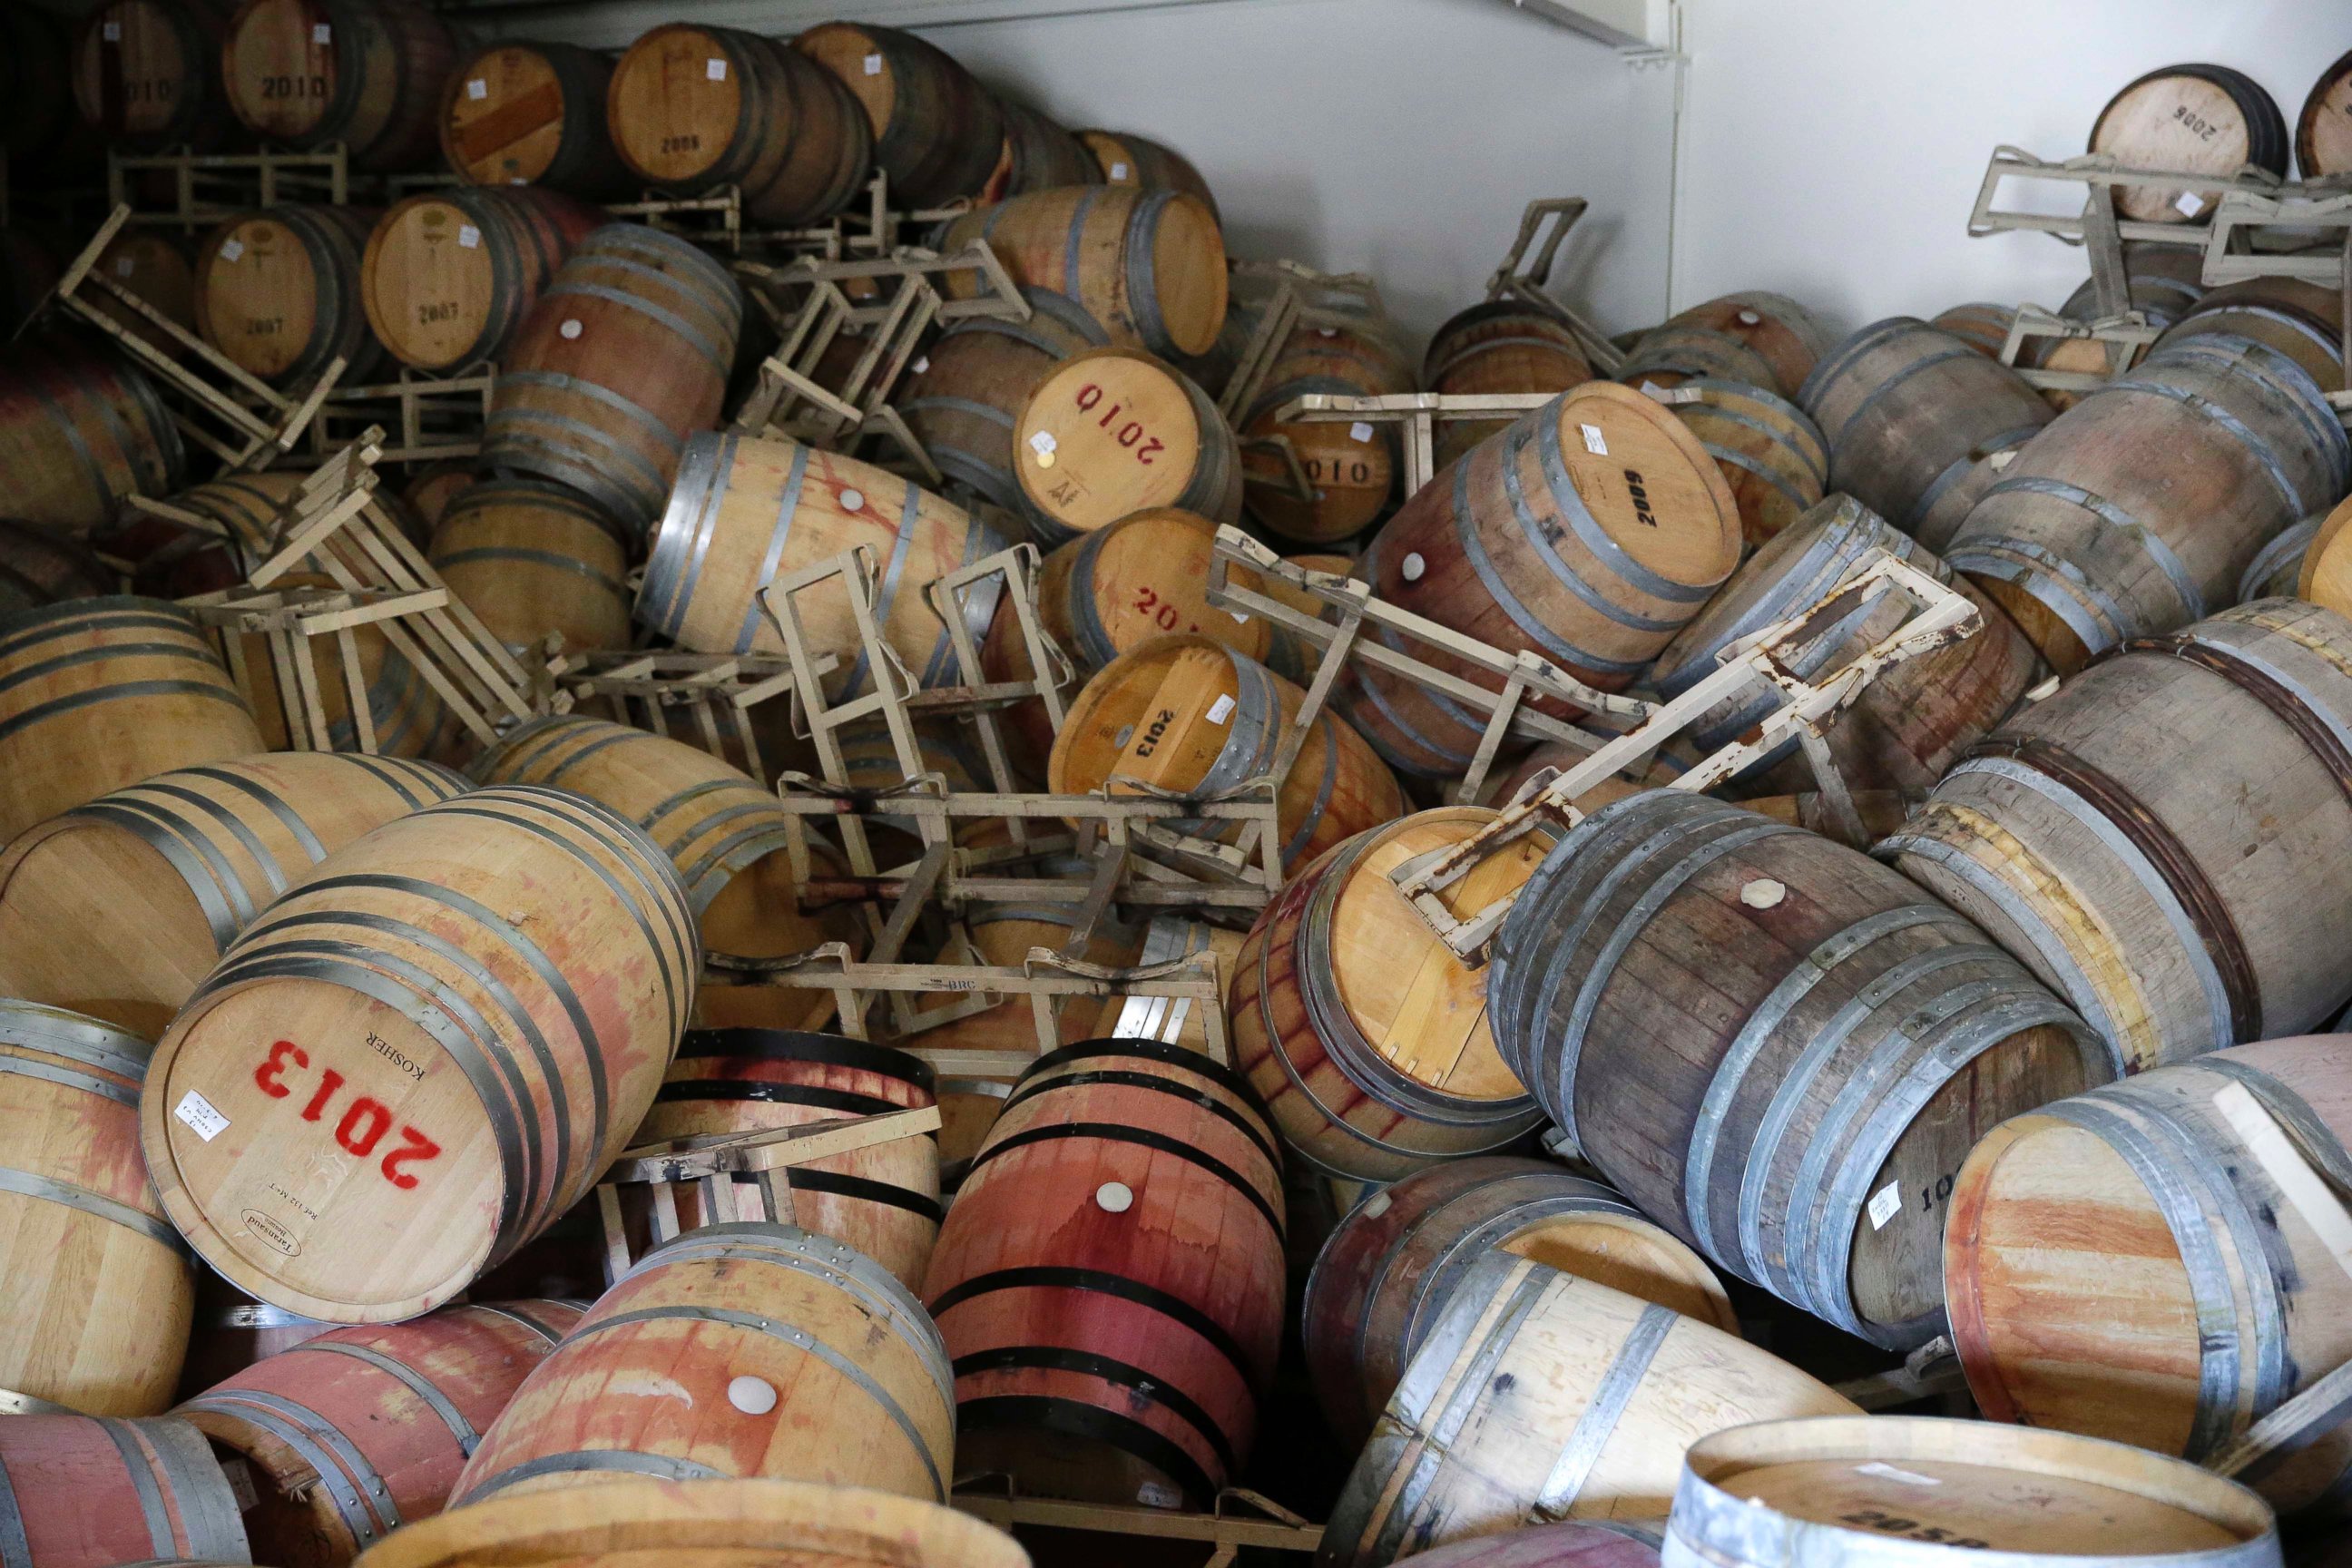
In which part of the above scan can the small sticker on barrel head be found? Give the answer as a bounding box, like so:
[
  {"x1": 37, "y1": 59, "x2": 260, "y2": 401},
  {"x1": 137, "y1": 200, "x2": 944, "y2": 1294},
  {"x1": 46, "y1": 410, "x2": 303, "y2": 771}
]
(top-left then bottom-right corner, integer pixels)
[
  {"x1": 839, "y1": 488, "x2": 865, "y2": 513},
  {"x1": 115, "y1": 258, "x2": 135, "y2": 277},
  {"x1": 706, "y1": 57, "x2": 727, "y2": 81},
  {"x1": 1401, "y1": 551, "x2": 1426, "y2": 583},
  {"x1": 1580, "y1": 423, "x2": 1609, "y2": 456},
  {"x1": 311, "y1": 23, "x2": 330, "y2": 44},
  {"x1": 2175, "y1": 191, "x2": 2205, "y2": 217},
  {"x1": 1857, "y1": 1461, "x2": 1942, "y2": 1487},
  {"x1": 1110, "y1": 162, "x2": 1130, "y2": 181},
  {"x1": 1349, "y1": 421, "x2": 1375, "y2": 443},
  {"x1": 1867, "y1": 1181, "x2": 1902, "y2": 1230},
  {"x1": 1205, "y1": 693, "x2": 1235, "y2": 725},
  {"x1": 103, "y1": 21, "x2": 121, "y2": 40},
  {"x1": 220, "y1": 240, "x2": 244, "y2": 262},
  {"x1": 175, "y1": 1089, "x2": 230, "y2": 1142},
  {"x1": 863, "y1": 53, "x2": 882, "y2": 75},
  {"x1": 458, "y1": 225, "x2": 481, "y2": 249},
  {"x1": 1027, "y1": 430, "x2": 1058, "y2": 461},
  {"x1": 466, "y1": 77, "x2": 487, "y2": 100}
]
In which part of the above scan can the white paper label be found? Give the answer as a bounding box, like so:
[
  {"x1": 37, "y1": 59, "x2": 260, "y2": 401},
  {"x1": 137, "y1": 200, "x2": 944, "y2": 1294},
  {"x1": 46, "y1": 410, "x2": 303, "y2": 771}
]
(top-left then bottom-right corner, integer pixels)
[
  {"x1": 862, "y1": 52, "x2": 882, "y2": 75},
  {"x1": 174, "y1": 1089, "x2": 230, "y2": 1142},
  {"x1": 1867, "y1": 1181, "x2": 1903, "y2": 1230},
  {"x1": 1580, "y1": 423, "x2": 1609, "y2": 456},
  {"x1": 115, "y1": 258, "x2": 136, "y2": 277},
  {"x1": 559, "y1": 318, "x2": 583, "y2": 340},
  {"x1": 458, "y1": 224, "x2": 481, "y2": 249},
  {"x1": 2175, "y1": 191, "x2": 2205, "y2": 217},
  {"x1": 1205, "y1": 693, "x2": 1235, "y2": 724},
  {"x1": 706, "y1": 57, "x2": 727, "y2": 81},
  {"x1": 220, "y1": 1458, "x2": 260, "y2": 1511},
  {"x1": 1349, "y1": 421, "x2": 1375, "y2": 443},
  {"x1": 911, "y1": 355, "x2": 929, "y2": 375},
  {"x1": 1110, "y1": 162, "x2": 1130, "y2": 180},
  {"x1": 219, "y1": 240, "x2": 244, "y2": 262},
  {"x1": 1026, "y1": 430, "x2": 1057, "y2": 456},
  {"x1": 311, "y1": 22, "x2": 330, "y2": 44},
  {"x1": 1857, "y1": 1461, "x2": 1942, "y2": 1487},
  {"x1": 466, "y1": 77, "x2": 487, "y2": 100},
  {"x1": 102, "y1": 21, "x2": 121, "y2": 40},
  {"x1": 1227, "y1": 610, "x2": 1250, "y2": 624}
]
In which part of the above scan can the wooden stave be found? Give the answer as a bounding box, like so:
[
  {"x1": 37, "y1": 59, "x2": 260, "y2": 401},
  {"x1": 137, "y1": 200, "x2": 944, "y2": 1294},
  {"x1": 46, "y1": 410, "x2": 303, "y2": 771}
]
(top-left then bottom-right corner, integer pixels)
[
  {"x1": 1424, "y1": 301, "x2": 1595, "y2": 471},
  {"x1": 1653, "y1": 377, "x2": 1828, "y2": 548},
  {"x1": 1650, "y1": 495, "x2": 2041, "y2": 797},
  {"x1": 1012, "y1": 345, "x2": 1240, "y2": 550},
  {"x1": 1931, "y1": 301, "x2": 2020, "y2": 359},
  {"x1": 219, "y1": 0, "x2": 461, "y2": 172},
  {"x1": 1238, "y1": 318, "x2": 1417, "y2": 545},
  {"x1": 439, "y1": 40, "x2": 632, "y2": 199},
  {"x1": 0, "y1": 1001, "x2": 191, "y2": 1417},
  {"x1": 428, "y1": 476, "x2": 631, "y2": 657},
  {"x1": 452, "y1": 1222, "x2": 954, "y2": 1503},
  {"x1": 899, "y1": 287, "x2": 1109, "y2": 513},
  {"x1": 0, "y1": 752, "x2": 468, "y2": 1037},
  {"x1": 176, "y1": 1300, "x2": 583, "y2": 1567},
  {"x1": 982, "y1": 99, "x2": 1100, "y2": 204},
  {"x1": 1333, "y1": 384, "x2": 1741, "y2": 779},
  {"x1": 483, "y1": 221, "x2": 745, "y2": 533},
  {"x1": 2298, "y1": 48, "x2": 2352, "y2": 180},
  {"x1": 1944, "y1": 1036, "x2": 2352, "y2": 1517},
  {"x1": 606, "y1": 24, "x2": 872, "y2": 229},
  {"x1": 1880, "y1": 600, "x2": 2352, "y2": 1074},
  {"x1": 0, "y1": 1415, "x2": 252, "y2": 1568},
  {"x1": 361, "y1": 187, "x2": 606, "y2": 374},
  {"x1": 1487, "y1": 789, "x2": 2112, "y2": 1349},
  {"x1": 1077, "y1": 129, "x2": 1219, "y2": 220},
  {"x1": 938, "y1": 186, "x2": 1230, "y2": 361},
  {"x1": 1299, "y1": 1155, "x2": 1736, "y2": 1447},
  {"x1": 921, "y1": 1039, "x2": 1287, "y2": 1507},
  {"x1": 72, "y1": 0, "x2": 243, "y2": 152},
  {"x1": 2154, "y1": 277, "x2": 2348, "y2": 396},
  {"x1": 1662, "y1": 291, "x2": 1838, "y2": 397},
  {"x1": 1393, "y1": 1524, "x2": 1664, "y2": 1567},
  {"x1": 0, "y1": 595, "x2": 264, "y2": 842},
  {"x1": 101, "y1": 467, "x2": 428, "y2": 600},
  {"x1": 1945, "y1": 335, "x2": 2351, "y2": 673},
  {"x1": 138, "y1": 784, "x2": 699, "y2": 1323},
  {"x1": 1319, "y1": 1253, "x2": 1857, "y2": 1567},
  {"x1": 193, "y1": 203, "x2": 385, "y2": 388},
  {"x1": 1797, "y1": 317, "x2": 2056, "y2": 550},
  {"x1": 793, "y1": 22, "x2": 1002, "y2": 209},
  {"x1": 2091, "y1": 64, "x2": 2288, "y2": 224},
  {"x1": 2239, "y1": 513, "x2": 2323, "y2": 604},
  {"x1": 0, "y1": 336, "x2": 187, "y2": 536},
  {"x1": 1663, "y1": 1415, "x2": 2279, "y2": 1565}
]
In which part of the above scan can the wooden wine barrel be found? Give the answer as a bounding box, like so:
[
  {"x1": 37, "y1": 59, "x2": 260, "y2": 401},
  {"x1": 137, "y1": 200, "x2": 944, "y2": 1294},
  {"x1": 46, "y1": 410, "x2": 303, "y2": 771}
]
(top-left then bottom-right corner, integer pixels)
[
  {"x1": 1320, "y1": 1254, "x2": 1856, "y2": 1566},
  {"x1": 1049, "y1": 634, "x2": 1406, "y2": 873},
  {"x1": 923, "y1": 1040, "x2": 1285, "y2": 1507},
  {"x1": 1662, "y1": 291, "x2": 1836, "y2": 397},
  {"x1": 2300, "y1": 49, "x2": 2352, "y2": 179},
  {"x1": 607, "y1": 25, "x2": 871, "y2": 228},
  {"x1": 2154, "y1": 277, "x2": 2347, "y2": 395},
  {"x1": 0, "y1": 753, "x2": 466, "y2": 1037},
  {"x1": 1648, "y1": 377, "x2": 1828, "y2": 547},
  {"x1": 1945, "y1": 1037, "x2": 2352, "y2": 1518},
  {"x1": 1929, "y1": 301, "x2": 2018, "y2": 359},
  {"x1": 2302, "y1": 494, "x2": 2352, "y2": 598},
  {"x1": 1425, "y1": 302, "x2": 1594, "y2": 471},
  {"x1": 402, "y1": 462, "x2": 476, "y2": 530},
  {"x1": 2029, "y1": 247, "x2": 2209, "y2": 410},
  {"x1": 440, "y1": 41, "x2": 630, "y2": 199},
  {"x1": 0, "y1": 521, "x2": 115, "y2": 612},
  {"x1": 1663, "y1": 1416, "x2": 2279, "y2": 1566},
  {"x1": 900, "y1": 288, "x2": 1107, "y2": 513},
  {"x1": 632, "y1": 1029, "x2": 940, "y2": 1289},
  {"x1": 72, "y1": 0, "x2": 242, "y2": 152},
  {"x1": 4, "y1": 5, "x2": 80, "y2": 158},
  {"x1": 2300, "y1": 498, "x2": 2352, "y2": 621},
  {"x1": 793, "y1": 23, "x2": 1001, "y2": 208},
  {"x1": 907, "y1": 901, "x2": 1144, "y2": 1063},
  {"x1": 362, "y1": 187, "x2": 605, "y2": 373},
  {"x1": 1079, "y1": 130, "x2": 1217, "y2": 216},
  {"x1": 103, "y1": 466, "x2": 427, "y2": 602},
  {"x1": 981, "y1": 100, "x2": 1099, "y2": 203},
  {"x1": 1489, "y1": 790, "x2": 2110, "y2": 1348},
  {"x1": 1651, "y1": 496, "x2": 2041, "y2": 796},
  {"x1": 2091, "y1": 64, "x2": 2288, "y2": 224},
  {"x1": 637, "y1": 433, "x2": 1011, "y2": 685},
  {"x1": 89, "y1": 231, "x2": 200, "y2": 362},
  {"x1": 0, "y1": 596, "x2": 264, "y2": 842},
  {"x1": 0, "y1": 1002, "x2": 191, "y2": 1416},
  {"x1": 1012, "y1": 346, "x2": 1239, "y2": 549},
  {"x1": 0, "y1": 336, "x2": 186, "y2": 534},
  {"x1": 1945, "y1": 337, "x2": 2350, "y2": 672},
  {"x1": 1796, "y1": 318, "x2": 2055, "y2": 551},
  {"x1": 348, "y1": 1477, "x2": 1026, "y2": 1568},
  {"x1": 177, "y1": 1275, "x2": 332, "y2": 1394},
  {"x1": 179, "y1": 1300, "x2": 583, "y2": 1567},
  {"x1": 1618, "y1": 325, "x2": 1780, "y2": 397},
  {"x1": 0, "y1": 1415, "x2": 250, "y2": 1568},
  {"x1": 937, "y1": 187, "x2": 1229, "y2": 360},
  {"x1": 1301, "y1": 1156, "x2": 1734, "y2": 1446},
  {"x1": 453, "y1": 1223, "x2": 952, "y2": 1502},
  {"x1": 484, "y1": 222, "x2": 745, "y2": 530},
  {"x1": 1336, "y1": 383, "x2": 1741, "y2": 779},
  {"x1": 220, "y1": 0, "x2": 460, "y2": 172},
  {"x1": 1881, "y1": 600, "x2": 2352, "y2": 1073},
  {"x1": 428, "y1": 477, "x2": 630, "y2": 656},
  {"x1": 139, "y1": 785, "x2": 697, "y2": 1322},
  {"x1": 193, "y1": 205, "x2": 382, "y2": 388},
  {"x1": 2239, "y1": 511, "x2": 2323, "y2": 603},
  {"x1": 1238, "y1": 315, "x2": 1416, "y2": 545},
  {"x1": 1230, "y1": 808, "x2": 1548, "y2": 1181}
]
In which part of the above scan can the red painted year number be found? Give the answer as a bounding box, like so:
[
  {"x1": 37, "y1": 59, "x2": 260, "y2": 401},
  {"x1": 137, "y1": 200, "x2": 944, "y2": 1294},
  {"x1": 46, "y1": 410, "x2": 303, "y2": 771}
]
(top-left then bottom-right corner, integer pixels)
[
  {"x1": 1073, "y1": 383, "x2": 1166, "y2": 466},
  {"x1": 253, "y1": 1039, "x2": 443, "y2": 1191}
]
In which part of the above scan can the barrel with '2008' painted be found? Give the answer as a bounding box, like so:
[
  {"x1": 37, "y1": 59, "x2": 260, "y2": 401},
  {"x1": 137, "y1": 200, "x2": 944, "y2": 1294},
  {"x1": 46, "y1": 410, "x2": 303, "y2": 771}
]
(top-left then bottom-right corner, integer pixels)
[{"x1": 139, "y1": 784, "x2": 699, "y2": 1324}]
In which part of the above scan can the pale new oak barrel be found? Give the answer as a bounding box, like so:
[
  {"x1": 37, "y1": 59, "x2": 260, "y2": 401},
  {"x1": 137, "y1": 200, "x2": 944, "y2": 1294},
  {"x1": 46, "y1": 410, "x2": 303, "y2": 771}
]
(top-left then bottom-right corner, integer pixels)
[
  {"x1": 1012, "y1": 345, "x2": 1240, "y2": 550},
  {"x1": 0, "y1": 1002, "x2": 191, "y2": 1416},
  {"x1": 1319, "y1": 1254, "x2": 1856, "y2": 1567},
  {"x1": 1880, "y1": 600, "x2": 2352, "y2": 1073},
  {"x1": 0, "y1": 752, "x2": 466, "y2": 1037},
  {"x1": 1945, "y1": 1036, "x2": 2352, "y2": 1517},
  {"x1": 793, "y1": 23, "x2": 1001, "y2": 208},
  {"x1": 427, "y1": 477, "x2": 632, "y2": 657},
  {"x1": 899, "y1": 288, "x2": 1107, "y2": 513},
  {"x1": 0, "y1": 597, "x2": 264, "y2": 843},
  {"x1": 1490, "y1": 790, "x2": 2111, "y2": 1348},
  {"x1": 348, "y1": 1478, "x2": 1027, "y2": 1568},
  {"x1": 1301, "y1": 1156, "x2": 1735, "y2": 1446},
  {"x1": 0, "y1": 1415, "x2": 250, "y2": 1568},
  {"x1": 220, "y1": 0, "x2": 460, "y2": 171},
  {"x1": 2091, "y1": 64, "x2": 2288, "y2": 223},
  {"x1": 452, "y1": 1223, "x2": 953, "y2": 1504},
  {"x1": 139, "y1": 784, "x2": 698, "y2": 1322},
  {"x1": 936, "y1": 187, "x2": 1229, "y2": 360},
  {"x1": 1651, "y1": 377, "x2": 1828, "y2": 548},
  {"x1": 178, "y1": 1299, "x2": 583, "y2": 1566},
  {"x1": 439, "y1": 41, "x2": 631, "y2": 199},
  {"x1": 1423, "y1": 301, "x2": 1594, "y2": 471},
  {"x1": 1230, "y1": 808, "x2": 1549, "y2": 1181},
  {"x1": 0, "y1": 337, "x2": 185, "y2": 535},
  {"x1": 1661, "y1": 1416, "x2": 2279, "y2": 1566}
]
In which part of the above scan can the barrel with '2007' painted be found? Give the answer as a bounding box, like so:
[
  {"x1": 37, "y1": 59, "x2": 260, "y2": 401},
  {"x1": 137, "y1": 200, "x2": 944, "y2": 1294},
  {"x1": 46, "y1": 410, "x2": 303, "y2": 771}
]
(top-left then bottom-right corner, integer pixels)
[
  {"x1": 1335, "y1": 383, "x2": 1741, "y2": 779},
  {"x1": 139, "y1": 784, "x2": 699, "y2": 1325}
]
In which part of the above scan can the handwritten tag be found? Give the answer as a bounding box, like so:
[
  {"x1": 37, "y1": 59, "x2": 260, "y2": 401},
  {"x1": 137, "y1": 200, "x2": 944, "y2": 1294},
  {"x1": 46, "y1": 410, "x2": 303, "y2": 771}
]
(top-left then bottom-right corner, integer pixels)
[
  {"x1": 1205, "y1": 693, "x2": 1235, "y2": 724},
  {"x1": 1867, "y1": 1181, "x2": 1902, "y2": 1230},
  {"x1": 175, "y1": 1090, "x2": 230, "y2": 1142},
  {"x1": 1580, "y1": 423, "x2": 1609, "y2": 456}
]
